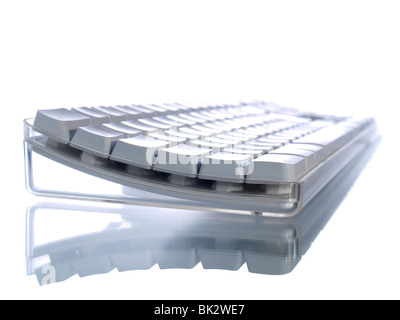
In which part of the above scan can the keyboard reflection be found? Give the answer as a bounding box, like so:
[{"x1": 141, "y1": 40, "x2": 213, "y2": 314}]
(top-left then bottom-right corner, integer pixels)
[
  {"x1": 26, "y1": 137, "x2": 377, "y2": 285},
  {"x1": 27, "y1": 202, "x2": 301, "y2": 285}
]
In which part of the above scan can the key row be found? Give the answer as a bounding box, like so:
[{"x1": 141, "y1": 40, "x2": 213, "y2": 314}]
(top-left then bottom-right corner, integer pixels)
[
  {"x1": 90, "y1": 119, "x2": 362, "y2": 183},
  {"x1": 33, "y1": 107, "x2": 312, "y2": 144}
]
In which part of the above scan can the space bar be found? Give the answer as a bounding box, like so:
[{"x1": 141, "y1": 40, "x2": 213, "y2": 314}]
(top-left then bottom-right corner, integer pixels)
[{"x1": 293, "y1": 124, "x2": 353, "y2": 157}]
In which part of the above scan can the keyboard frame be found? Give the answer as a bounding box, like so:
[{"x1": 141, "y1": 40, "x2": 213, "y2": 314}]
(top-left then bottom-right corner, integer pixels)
[{"x1": 24, "y1": 115, "x2": 380, "y2": 218}]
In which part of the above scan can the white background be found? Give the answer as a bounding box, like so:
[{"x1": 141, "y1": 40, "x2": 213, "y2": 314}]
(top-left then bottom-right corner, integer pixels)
[{"x1": 1, "y1": 0, "x2": 399, "y2": 300}]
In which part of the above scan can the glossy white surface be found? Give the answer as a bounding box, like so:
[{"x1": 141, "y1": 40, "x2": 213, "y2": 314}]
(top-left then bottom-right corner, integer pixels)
[{"x1": 1, "y1": 0, "x2": 399, "y2": 299}]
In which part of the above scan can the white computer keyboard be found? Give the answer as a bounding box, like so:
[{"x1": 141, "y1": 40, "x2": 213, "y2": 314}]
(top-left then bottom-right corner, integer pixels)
[{"x1": 24, "y1": 101, "x2": 379, "y2": 216}]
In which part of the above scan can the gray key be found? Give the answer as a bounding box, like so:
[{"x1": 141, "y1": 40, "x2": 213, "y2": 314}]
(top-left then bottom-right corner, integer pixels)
[
  {"x1": 241, "y1": 105, "x2": 267, "y2": 115},
  {"x1": 221, "y1": 131, "x2": 254, "y2": 142},
  {"x1": 110, "y1": 136, "x2": 169, "y2": 169},
  {"x1": 240, "y1": 142, "x2": 275, "y2": 152},
  {"x1": 70, "y1": 125, "x2": 124, "y2": 158},
  {"x1": 220, "y1": 119, "x2": 243, "y2": 130},
  {"x1": 217, "y1": 133, "x2": 251, "y2": 143},
  {"x1": 153, "y1": 116, "x2": 186, "y2": 127},
  {"x1": 180, "y1": 127, "x2": 213, "y2": 137},
  {"x1": 33, "y1": 108, "x2": 92, "y2": 143},
  {"x1": 112, "y1": 105, "x2": 142, "y2": 120},
  {"x1": 271, "y1": 146, "x2": 316, "y2": 170},
  {"x1": 138, "y1": 118, "x2": 171, "y2": 130},
  {"x1": 168, "y1": 102, "x2": 194, "y2": 111},
  {"x1": 177, "y1": 113, "x2": 206, "y2": 124},
  {"x1": 139, "y1": 103, "x2": 168, "y2": 114},
  {"x1": 102, "y1": 122, "x2": 141, "y2": 138},
  {"x1": 122, "y1": 120, "x2": 160, "y2": 134},
  {"x1": 224, "y1": 147, "x2": 264, "y2": 158},
  {"x1": 164, "y1": 129, "x2": 199, "y2": 141},
  {"x1": 285, "y1": 143, "x2": 325, "y2": 163},
  {"x1": 246, "y1": 154, "x2": 307, "y2": 183},
  {"x1": 293, "y1": 124, "x2": 353, "y2": 157},
  {"x1": 199, "y1": 152, "x2": 253, "y2": 183},
  {"x1": 309, "y1": 120, "x2": 335, "y2": 128},
  {"x1": 205, "y1": 136, "x2": 241, "y2": 147},
  {"x1": 153, "y1": 145, "x2": 211, "y2": 177},
  {"x1": 190, "y1": 111, "x2": 215, "y2": 122},
  {"x1": 236, "y1": 129, "x2": 259, "y2": 138},
  {"x1": 258, "y1": 135, "x2": 292, "y2": 143},
  {"x1": 190, "y1": 140, "x2": 228, "y2": 152},
  {"x1": 92, "y1": 106, "x2": 130, "y2": 122},
  {"x1": 147, "y1": 132, "x2": 187, "y2": 144},
  {"x1": 202, "y1": 121, "x2": 232, "y2": 132},
  {"x1": 225, "y1": 107, "x2": 248, "y2": 117},
  {"x1": 155, "y1": 103, "x2": 180, "y2": 113},
  {"x1": 200, "y1": 110, "x2": 228, "y2": 120},
  {"x1": 273, "y1": 131, "x2": 303, "y2": 140},
  {"x1": 128, "y1": 104, "x2": 158, "y2": 117},
  {"x1": 192, "y1": 124, "x2": 224, "y2": 134},
  {"x1": 166, "y1": 114, "x2": 198, "y2": 125},
  {"x1": 251, "y1": 139, "x2": 285, "y2": 148},
  {"x1": 72, "y1": 107, "x2": 112, "y2": 125}
]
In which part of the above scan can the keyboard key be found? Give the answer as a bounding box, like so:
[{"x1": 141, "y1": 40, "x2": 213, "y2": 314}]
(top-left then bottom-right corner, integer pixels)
[
  {"x1": 72, "y1": 107, "x2": 112, "y2": 125},
  {"x1": 241, "y1": 105, "x2": 267, "y2": 115},
  {"x1": 154, "y1": 103, "x2": 180, "y2": 113},
  {"x1": 224, "y1": 147, "x2": 264, "y2": 158},
  {"x1": 246, "y1": 154, "x2": 307, "y2": 183},
  {"x1": 190, "y1": 140, "x2": 228, "y2": 152},
  {"x1": 164, "y1": 129, "x2": 199, "y2": 140},
  {"x1": 166, "y1": 114, "x2": 198, "y2": 125},
  {"x1": 271, "y1": 146, "x2": 317, "y2": 170},
  {"x1": 180, "y1": 127, "x2": 213, "y2": 137},
  {"x1": 285, "y1": 143, "x2": 325, "y2": 163},
  {"x1": 139, "y1": 103, "x2": 168, "y2": 114},
  {"x1": 205, "y1": 136, "x2": 241, "y2": 147},
  {"x1": 110, "y1": 136, "x2": 169, "y2": 169},
  {"x1": 153, "y1": 116, "x2": 186, "y2": 127},
  {"x1": 128, "y1": 104, "x2": 158, "y2": 117},
  {"x1": 122, "y1": 120, "x2": 160, "y2": 134},
  {"x1": 201, "y1": 121, "x2": 232, "y2": 132},
  {"x1": 70, "y1": 125, "x2": 124, "y2": 158},
  {"x1": 33, "y1": 108, "x2": 92, "y2": 143},
  {"x1": 92, "y1": 106, "x2": 130, "y2": 122},
  {"x1": 112, "y1": 105, "x2": 142, "y2": 120},
  {"x1": 293, "y1": 124, "x2": 353, "y2": 156},
  {"x1": 138, "y1": 118, "x2": 171, "y2": 130},
  {"x1": 192, "y1": 124, "x2": 224, "y2": 134},
  {"x1": 181, "y1": 113, "x2": 208, "y2": 123},
  {"x1": 221, "y1": 131, "x2": 254, "y2": 142},
  {"x1": 190, "y1": 111, "x2": 215, "y2": 122},
  {"x1": 147, "y1": 132, "x2": 187, "y2": 144},
  {"x1": 240, "y1": 142, "x2": 275, "y2": 152},
  {"x1": 251, "y1": 139, "x2": 284, "y2": 148},
  {"x1": 102, "y1": 122, "x2": 142, "y2": 138},
  {"x1": 199, "y1": 153, "x2": 253, "y2": 183},
  {"x1": 154, "y1": 145, "x2": 211, "y2": 177},
  {"x1": 309, "y1": 120, "x2": 335, "y2": 128},
  {"x1": 258, "y1": 135, "x2": 292, "y2": 143}
]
